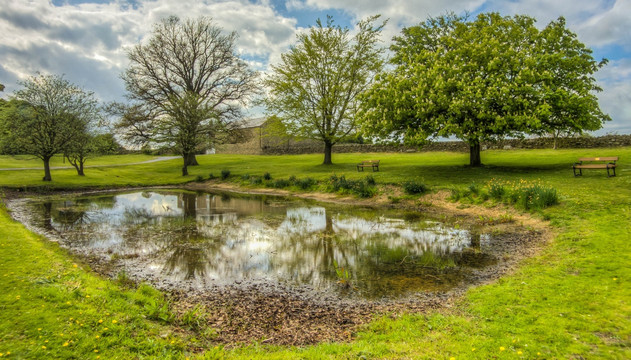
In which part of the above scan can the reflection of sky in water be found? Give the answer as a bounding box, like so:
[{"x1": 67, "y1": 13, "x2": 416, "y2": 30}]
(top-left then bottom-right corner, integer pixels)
[{"x1": 33, "y1": 191, "x2": 493, "y2": 298}]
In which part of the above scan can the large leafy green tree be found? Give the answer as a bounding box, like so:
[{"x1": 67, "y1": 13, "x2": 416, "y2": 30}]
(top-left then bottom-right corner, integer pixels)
[
  {"x1": 265, "y1": 15, "x2": 386, "y2": 165},
  {"x1": 360, "y1": 13, "x2": 609, "y2": 166},
  {"x1": 121, "y1": 16, "x2": 258, "y2": 176},
  {"x1": 534, "y1": 17, "x2": 609, "y2": 149},
  {"x1": 8, "y1": 73, "x2": 100, "y2": 181}
]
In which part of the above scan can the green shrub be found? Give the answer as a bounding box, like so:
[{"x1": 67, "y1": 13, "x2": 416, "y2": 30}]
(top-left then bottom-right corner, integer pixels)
[
  {"x1": 296, "y1": 177, "x2": 318, "y2": 190},
  {"x1": 468, "y1": 182, "x2": 481, "y2": 195},
  {"x1": 221, "y1": 169, "x2": 231, "y2": 180},
  {"x1": 365, "y1": 175, "x2": 376, "y2": 186},
  {"x1": 250, "y1": 176, "x2": 263, "y2": 185},
  {"x1": 403, "y1": 180, "x2": 428, "y2": 195},
  {"x1": 241, "y1": 173, "x2": 250, "y2": 180},
  {"x1": 487, "y1": 182, "x2": 506, "y2": 200},
  {"x1": 328, "y1": 174, "x2": 376, "y2": 198},
  {"x1": 270, "y1": 178, "x2": 291, "y2": 188},
  {"x1": 448, "y1": 188, "x2": 462, "y2": 201},
  {"x1": 263, "y1": 172, "x2": 272, "y2": 180},
  {"x1": 208, "y1": 173, "x2": 216, "y2": 180},
  {"x1": 517, "y1": 185, "x2": 559, "y2": 210},
  {"x1": 195, "y1": 175, "x2": 204, "y2": 182}
]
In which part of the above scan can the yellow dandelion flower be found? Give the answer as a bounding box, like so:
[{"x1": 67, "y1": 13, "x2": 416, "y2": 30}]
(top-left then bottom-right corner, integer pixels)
[
  {"x1": 500, "y1": 346, "x2": 505, "y2": 351},
  {"x1": 96, "y1": 335, "x2": 100, "y2": 339},
  {"x1": 98, "y1": 320, "x2": 103, "y2": 324},
  {"x1": 73, "y1": 264, "x2": 78, "y2": 268},
  {"x1": 94, "y1": 349, "x2": 98, "y2": 353},
  {"x1": 42, "y1": 346, "x2": 46, "y2": 350},
  {"x1": 518, "y1": 351, "x2": 523, "y2": 355},
  {"x1": 15, "y1": 295, "x2": 20, "y2": 300},
  {"x1": 38, "y1": 328, "x2": 42, "y2": 331},
  {"x1": 471, "y1": 348, "x2": 476, "y2": 351},
  {"x1": 111, "y1": 320, "x2": 117, "y2": 324},
  {"x1": 450, "y1": 357, "x2": 456, "y2": 360},
  {"x1": 0, "y1": 353, "x2": 3, "y2": 357},
  {"x1": 613, "y1": 277, "x2": 618, "y2": 281},
  {"x1": 170, "y1": 340, "x2": 175, "y2": 344},
  {"x1": 63, "y1": 342, "x2": 69, "y2": 347},
  {"x1": 103, "y1": 328, "x2": 108, "y2": 331},
  {"x1": 85, "y1": 295, "x2": 90, "y2": 298},
  {"x1": 66, "y1": 302, "x2": 71, "y2": 305}
]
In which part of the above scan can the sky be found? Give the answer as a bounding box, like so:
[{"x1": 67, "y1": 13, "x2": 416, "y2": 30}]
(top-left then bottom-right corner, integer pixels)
[{"x1": 1, "y1": 0, "x2": 630, "y2": 135}]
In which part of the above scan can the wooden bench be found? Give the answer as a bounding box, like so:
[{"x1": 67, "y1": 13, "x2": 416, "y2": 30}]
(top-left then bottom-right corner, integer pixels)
[
  {"x1": 357, "y1": 160, "x2": 380, "y2": 172},
  {"x1": 573, "y1": 157, "x2": 618, "y2": 177}
]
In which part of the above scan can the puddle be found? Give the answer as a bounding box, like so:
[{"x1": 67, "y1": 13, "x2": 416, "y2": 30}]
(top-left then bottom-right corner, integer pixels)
[{"x1": 16, "y1": 189, "x2": 498, "y2": 299}]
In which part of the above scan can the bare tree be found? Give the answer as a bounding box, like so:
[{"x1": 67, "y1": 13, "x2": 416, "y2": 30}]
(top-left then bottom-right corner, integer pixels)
[{"x1": 121, "y1": 16, "x2": 258, "y2": 175}]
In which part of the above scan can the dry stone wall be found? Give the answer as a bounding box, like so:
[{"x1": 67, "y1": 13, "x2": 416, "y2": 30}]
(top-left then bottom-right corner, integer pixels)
[{"x1": 260, "y1": 135, "x2": 631, "y2": 155}]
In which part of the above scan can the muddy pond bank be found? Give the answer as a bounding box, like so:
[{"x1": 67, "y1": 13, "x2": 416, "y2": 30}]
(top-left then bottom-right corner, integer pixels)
[{"x1": 4, "y1": 185, "x2": 548, "y2": 346}]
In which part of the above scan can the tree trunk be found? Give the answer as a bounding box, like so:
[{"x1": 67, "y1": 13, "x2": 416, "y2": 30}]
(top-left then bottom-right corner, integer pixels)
[
  {"x1": 43, "y1": 156, "x2": 52, "y2": 181},
  {"x1": 186, "y1": 153, "x2": 199, "y2": 166},
  {"x1": 69, "y1": 157, "x2": 86, "y2": 176},
  {"x1": 323, "y1": 141, "x2": 333, "y2": 165},
  {"x1": 469, "y1": 142, "x2": 482, "y2": 167}
]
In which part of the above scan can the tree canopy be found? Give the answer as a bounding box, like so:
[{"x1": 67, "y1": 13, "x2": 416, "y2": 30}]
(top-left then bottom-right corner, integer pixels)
[
  {"x1": 6, "y1": 73, "x2": 100, "y2": 181},
  {"x1": 360, "y1": 13, "x2": 610, "y2": 166},
  {"x1": 264, "y1": 15, "x2": 386, "y2": 165},
  {"x1": 120, "y1": 16, "x2": 258, "y2": 175}
]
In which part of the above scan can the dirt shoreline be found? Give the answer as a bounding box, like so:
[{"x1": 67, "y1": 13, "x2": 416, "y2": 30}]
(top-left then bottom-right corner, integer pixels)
[{"x1": 4, "y1": 183, "x2": 550, "y2": 346}]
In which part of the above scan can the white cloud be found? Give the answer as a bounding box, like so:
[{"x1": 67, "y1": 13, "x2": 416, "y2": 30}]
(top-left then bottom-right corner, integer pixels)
[
  {"x1": 0, "y1": 0, "x2": 629, "y2": 133},
  {"x1": 595, "y1": 58, "x2": 631, "y2": 134},
  {"x1": 0, "y1": 0, "x2": 298, "y2": 101}
]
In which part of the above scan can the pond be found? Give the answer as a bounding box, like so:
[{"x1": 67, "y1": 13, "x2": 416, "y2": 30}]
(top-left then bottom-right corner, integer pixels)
[{"x1": 20, "y1": 189, "x2": 497, "y2": 299}]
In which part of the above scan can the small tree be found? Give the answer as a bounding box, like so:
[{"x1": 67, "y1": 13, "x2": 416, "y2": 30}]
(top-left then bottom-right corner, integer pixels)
[
  {"x1": 63, "y1": 126, "x2": 94, "y2": 176},
  {"x1": 265, "y1": 15, "x2": 386, "y2": 165},
  {"x1": 360, "y1": 13, "x2": 609, "y2": 166},
  {"x1": 121, "y1": 16, "x2": 258, "y2": 176},
  {"x1": 10, "y1": 74, "x2": 100, "y2": 181}
]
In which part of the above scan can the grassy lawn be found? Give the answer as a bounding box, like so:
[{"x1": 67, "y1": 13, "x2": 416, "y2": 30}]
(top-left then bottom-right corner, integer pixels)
[
  {"x1": 0, "y1": 148, "x2": 630, "y2": 359},
  {"x1": 0, "y1": 154, "x2": 166, "y2": 169}
]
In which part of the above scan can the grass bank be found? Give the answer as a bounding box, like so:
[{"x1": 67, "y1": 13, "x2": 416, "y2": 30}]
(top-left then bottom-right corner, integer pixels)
[{"x1": 0, "y1": 148, "x2": 630, "y2": 359}]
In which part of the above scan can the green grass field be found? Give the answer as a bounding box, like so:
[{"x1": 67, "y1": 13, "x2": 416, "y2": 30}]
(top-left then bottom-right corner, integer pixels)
[
  {"x1": 0, "y1": 154, "x2": 162, "y2": 169},
  {"x1": 0, "y1": 148, "x2": 629, "y2": 359}
]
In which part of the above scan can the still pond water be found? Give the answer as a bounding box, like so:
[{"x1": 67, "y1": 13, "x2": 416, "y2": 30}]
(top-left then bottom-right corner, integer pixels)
[{"x1": 26, "y1": 190, "x2": 496, "y2": 299}]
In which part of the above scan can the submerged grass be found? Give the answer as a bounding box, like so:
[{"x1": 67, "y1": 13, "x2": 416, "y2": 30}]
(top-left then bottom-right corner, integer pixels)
[{"x1": 0, "y1": 148, "x2": 630, "y2": 358}]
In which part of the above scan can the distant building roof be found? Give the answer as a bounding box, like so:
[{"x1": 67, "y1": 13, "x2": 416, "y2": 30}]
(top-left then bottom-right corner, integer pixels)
[{"x1": 238, "y1": 117, "x2": 267, "y2": 129}]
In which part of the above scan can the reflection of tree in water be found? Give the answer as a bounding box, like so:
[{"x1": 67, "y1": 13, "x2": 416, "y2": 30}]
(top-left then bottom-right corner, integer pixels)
[
  {"x1": 122, "y1": 207, "x2": 154, "y2": 225},
  {"x1": 179, "y1": 192, "x2": 197, "y2": 218},
  {"x1": 27, "y1": 190, "x2": 494, "y2": 297}
]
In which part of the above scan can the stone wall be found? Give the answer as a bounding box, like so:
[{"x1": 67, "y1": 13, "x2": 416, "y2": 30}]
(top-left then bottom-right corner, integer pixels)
[{"x1": 259, "y1": 135, "x2": 631, "y2": 155}]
